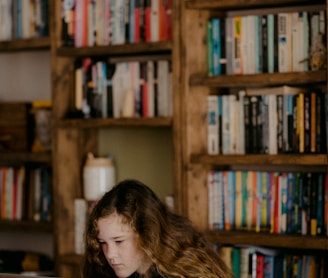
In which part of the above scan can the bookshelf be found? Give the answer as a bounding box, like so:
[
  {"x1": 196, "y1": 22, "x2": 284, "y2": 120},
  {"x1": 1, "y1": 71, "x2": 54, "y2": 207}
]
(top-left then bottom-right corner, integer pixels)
[
  {"x1": 180, "y1": 0, "x2": 328, "y2": 275},
  {"x1": 0, "y1": 0, "x2": 54, "y2": 270},
  {"x1": 50, "y1": 1, "x2": 182, "y2": 277}
]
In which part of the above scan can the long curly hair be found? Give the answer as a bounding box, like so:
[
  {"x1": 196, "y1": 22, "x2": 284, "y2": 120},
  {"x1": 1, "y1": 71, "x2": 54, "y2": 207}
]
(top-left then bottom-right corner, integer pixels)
[{"x1": 82, "y1": 179, "x2": 233, "y2": 278}]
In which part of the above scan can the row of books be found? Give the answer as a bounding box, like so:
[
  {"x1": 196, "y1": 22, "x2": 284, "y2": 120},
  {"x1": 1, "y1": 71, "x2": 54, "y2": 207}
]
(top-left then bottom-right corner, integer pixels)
[
  {"x1": 216, "y1": 245, "x2": 327, "y2": 278},
  {"x1": 0, "y1": 0, "x2": 49, "y2": 41},
  {"x1": 207, "y1": 170, "x2": 328, "y2": 236},
  {"x1": 207, "y1": 86, "x2": 327, "y2": 155},
  {"x1": 62, "y1": 0, "x2": 172, "y2": 47},
  {"x1": 74, "y1": 57, "x2": 173, "y2": 119},
  {"x1": 207, "y1": 6, "x2": 326, "y2": 76},
  {"x1": 0, "y1": 166, "x2": 52, "y2": 222}
]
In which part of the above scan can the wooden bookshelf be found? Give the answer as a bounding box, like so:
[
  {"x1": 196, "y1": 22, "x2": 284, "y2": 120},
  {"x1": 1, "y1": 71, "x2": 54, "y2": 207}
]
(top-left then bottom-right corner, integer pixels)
[
  {"x1": 205, "y1": 230, "x2": 328, "y2": 250},
  {"x1": 178, "y1": 0, "x2": 328, "y2": 274},
  {"x1": 50, "y1": 0, "x2": 181, "y2": 277},
  {"x1": 57, "y1": 41, "x2": 172, "y2": 57},
  {"x1": 0, "y1": 37, "x2": 50, "y2": 52},
  {"x1": 190, "y1": 71, "x2": 326, "y2": 87},
  {"x1": 56, "y1": 117, "x2": 173, "y2": 129},
  {"x1": 0, "y1": 152, "x2": 51, "y2": 164},
  {"x1": 0, "y1": 220, "x2": 53, "y2": 233}
]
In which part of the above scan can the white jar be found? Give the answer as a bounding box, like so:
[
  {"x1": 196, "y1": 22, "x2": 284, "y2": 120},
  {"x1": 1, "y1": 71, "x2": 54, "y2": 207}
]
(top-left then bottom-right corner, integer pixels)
[{"x1": 83, "y1": 153, "x2": 116, "y2": 201}]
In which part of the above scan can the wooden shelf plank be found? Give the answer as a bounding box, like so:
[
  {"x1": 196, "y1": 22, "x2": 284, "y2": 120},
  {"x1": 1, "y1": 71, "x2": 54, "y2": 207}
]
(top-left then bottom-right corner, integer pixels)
[
  {"x1": 56, "y1": 117, "x2": 173, "y2": 129},
  {"x1": 57, "y1": 41, "x2": 172, "y2": 57},
  {"x1": 186, "y1": 0, "x2": 324, "y2": 10},
  {"x1": 0, "y1": 219, "x2": 53, "y2": 233},
  {"x1": 205, "y1": 230, "x2": 328, "y2": 250},
  {"x1": 0, "y1": 37, "x2": 50, "y2": 52},
  {"x1": 189, "y1": 71, "x2": 326, "y2": 88},
  {"x1": 0, "y1": 152, "x2": 51, "y2": 164},
  {"x1": 191, "y1": 154, "x2": 328, "y2": 166},
  {"x1": 59, "y1": 254, "x2": 83, "y2": 266}
]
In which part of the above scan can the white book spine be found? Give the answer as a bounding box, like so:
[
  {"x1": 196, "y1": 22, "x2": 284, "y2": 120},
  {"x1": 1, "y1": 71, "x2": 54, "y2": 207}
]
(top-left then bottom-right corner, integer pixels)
[
  {"x1": 5, "y1": 167, "x2": 14, "y2": 219},
  {"x1": 74, "y1": 198, "x2": 87, "y2": 254},
  {"x1": 278, "y1": 13, "x2": 292, "y2": 72},
  {"x1": 157, "y1": 60, "x2": 169, "y2": 116},
  {"x1": 221, "y1": 95, "x2": 230, "y2": 154},
  {"x1": 151, "y1": 0, "x2": 159, "y2": 42},
  {"x1": 147, "y1": 60, "x2": 155, "y2": 117}
]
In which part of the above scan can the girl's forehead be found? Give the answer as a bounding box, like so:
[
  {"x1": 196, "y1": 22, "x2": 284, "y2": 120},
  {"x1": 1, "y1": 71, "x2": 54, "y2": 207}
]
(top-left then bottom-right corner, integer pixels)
[{"x1": 98, "y1": 213, "x2": 132, "y2": 233}]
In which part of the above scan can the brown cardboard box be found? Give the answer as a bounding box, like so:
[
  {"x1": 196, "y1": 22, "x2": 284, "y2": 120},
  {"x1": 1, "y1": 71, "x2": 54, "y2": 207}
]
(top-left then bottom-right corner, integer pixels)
[{"x1": 0, "y1": 102, "x2": 33, "y2": 152}]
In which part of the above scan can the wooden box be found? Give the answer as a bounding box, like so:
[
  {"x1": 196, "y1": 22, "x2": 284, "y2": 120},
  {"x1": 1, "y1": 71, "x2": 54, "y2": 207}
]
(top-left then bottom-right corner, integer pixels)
[{"x1": 0, "y1": 102, "x2": 33, "y2": 152}]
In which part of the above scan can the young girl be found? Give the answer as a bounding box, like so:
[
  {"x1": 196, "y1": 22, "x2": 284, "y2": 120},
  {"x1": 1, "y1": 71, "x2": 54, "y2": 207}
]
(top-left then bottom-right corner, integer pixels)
[{"x1": 82, "y1": 179, "x2": 233, "y2": 278}]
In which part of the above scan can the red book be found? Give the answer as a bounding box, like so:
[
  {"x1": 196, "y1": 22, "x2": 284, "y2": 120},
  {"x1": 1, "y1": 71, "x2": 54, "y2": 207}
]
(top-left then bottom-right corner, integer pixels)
[
  {"x1": 144, "y1": 0, "x2": 151, "y2": 42},
  {"x1": 164, "y1": 0, "x2": 172, "y2": 40},
  {"x1": 256, "y1": 253, "x2": 264, "y2": 278}
]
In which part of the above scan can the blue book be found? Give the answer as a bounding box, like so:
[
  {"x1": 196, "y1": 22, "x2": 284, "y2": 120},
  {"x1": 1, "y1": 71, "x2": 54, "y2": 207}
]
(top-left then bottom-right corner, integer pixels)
[
  {"x1": 263, "y1": 255, "x2": 274, "y2": 278},
  {"x1": 228, "y1": 171, "x2": 236, "y2": 229},
  {"x1": 286, "y1": 172, "x2": 295, "y2": 234},
  {"x1": 212, "y1": 18, "x2": 222, "y2": 75},
  {"x1": 16, "y1": 0, "x2": 22, "y2": 39},
  {"x1": 316, "y1": 173, "x2": 324, "y2": 235},
  {"x1": 206, "y1": 20, "x2": 213, "y2": 75}
]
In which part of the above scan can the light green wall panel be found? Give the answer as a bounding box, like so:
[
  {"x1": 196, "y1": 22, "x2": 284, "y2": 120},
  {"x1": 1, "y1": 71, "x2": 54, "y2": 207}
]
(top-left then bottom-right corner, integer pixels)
[{"x1": 98, "y1": 127, "x2": 173, "y2": 200}]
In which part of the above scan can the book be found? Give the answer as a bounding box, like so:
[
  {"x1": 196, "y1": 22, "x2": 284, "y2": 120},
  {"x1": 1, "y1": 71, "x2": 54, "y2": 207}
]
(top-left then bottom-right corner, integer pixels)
[
  {"x1": 206, "y1": 20, "x2": 213, "y2": 76},
  {"x1": 212, "y1": 18, "x2": 224, "y2": 75},
  {"x1": 207, "y1": 95, "x2": 219, "y2": 155},
  {"x1": 316, "y1": 173, "x2": 324, "y2": 235},
  {"x1": 225, "y1": 17, "x2": 234, "y2": 74},
  {"x1": 207, "y1": 171, "x2": 215, "y2": 229},
  {"x1": 74, "y1": 198, "x2": 87, "y2": 254},
  {"x1": 233, "y1": 16, "x2": 242, "y2": 74},
  {"x1": 278, "y1": 13, "x2": 292, "y2": 72},
  {"x1": 214, "y1": 171, "x2": 224, "y2": 230}
]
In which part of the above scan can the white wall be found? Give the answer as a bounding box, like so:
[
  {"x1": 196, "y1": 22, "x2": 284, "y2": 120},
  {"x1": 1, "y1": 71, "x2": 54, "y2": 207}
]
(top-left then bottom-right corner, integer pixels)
[{"x1": 0, "y1": 51, "x2": 51, "y2": 101}]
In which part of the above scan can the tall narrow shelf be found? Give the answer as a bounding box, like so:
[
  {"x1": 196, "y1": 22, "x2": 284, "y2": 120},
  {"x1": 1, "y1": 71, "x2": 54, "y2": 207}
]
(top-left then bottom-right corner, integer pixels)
[
  {"x1": 0, "y1": 25, "x2": 54, "y2": 278},
  {"x1": 50, "y1": 1, "x2": 182, "y2": 277},
  {"x1": 179, "y1": 0, "x2": 328, "y2": 266}
]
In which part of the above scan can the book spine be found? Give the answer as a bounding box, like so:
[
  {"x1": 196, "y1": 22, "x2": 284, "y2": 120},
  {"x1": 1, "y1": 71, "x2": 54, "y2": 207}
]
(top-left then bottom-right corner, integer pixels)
[
  {"x1": 261, "y1": 15, "x2": 268, "y2": 73},
  {"x1": 207, "y1": 171, "x2": 215, "y2": 230},
  {"x1": 267, "y1": 14, "x2": 274, "y2": 73},
  {"x1": 316, "y1": 173, "x2": 324, "y2": 235},
  {"x1": 233, "y1": 16, "x2": 242, "y2": 74},
  {"x1": 278, "y1": 13, "x2": 292, "y2": 73},
  {"x1": 225, "y1": 17, "x2": 234, "y2": 75},
  {"x1": 206, "y1": 20, "x2": 213, "y2": 76},
  {"x1": 74, "y1": 198, "x2": 87, "y2": 254},
  {"x1": 214, "y1": 171, "x2": 224, "y2": 230},
  {"x1": 207, "y1": 95, "x2": 219, "y2": 155},
  {"x1": 212, "y1": 18, "x2": 223, "y2": 75}
]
